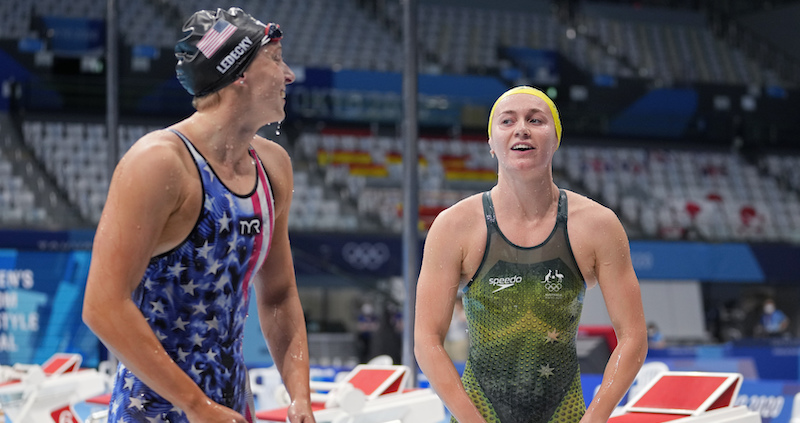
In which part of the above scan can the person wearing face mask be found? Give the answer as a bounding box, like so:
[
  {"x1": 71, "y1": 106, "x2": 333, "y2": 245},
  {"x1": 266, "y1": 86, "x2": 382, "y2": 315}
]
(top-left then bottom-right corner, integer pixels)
[
  {"x1": 356, "y1": 303, "x2": 379, "y2": 363},
  {"x1": 756, "y1": 297, "x2": 790, "y2": 339},
  {"x1": 647, "y1": 322, "x2": 666, "y2": 349},
  {"x1": 82, "y1": 8, "x2": 315, "y2": 423},
  {"x1": 414, "y1": 86, "x2": 648, "y2": 423}
]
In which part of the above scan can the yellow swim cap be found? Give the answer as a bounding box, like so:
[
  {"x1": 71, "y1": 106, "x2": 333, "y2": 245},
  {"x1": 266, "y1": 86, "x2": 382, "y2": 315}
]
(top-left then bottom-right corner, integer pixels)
[{"x1": 487, "y1": 86, "x2": 562, "y2": 146}]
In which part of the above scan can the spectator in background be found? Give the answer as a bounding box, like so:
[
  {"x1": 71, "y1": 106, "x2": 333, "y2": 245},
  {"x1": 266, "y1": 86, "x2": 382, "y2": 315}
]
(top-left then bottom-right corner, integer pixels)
[
  {"x1": 755, "y1": 297, "x2": 790, "y2": 339},
  {"x1": 305, "y1": 309, "x2": 321, "y2": 333},
  {"x1": 356, "y1": 303, "x2": 379, "y2": 363},
  {"x1": 2, "y1": 77, "x2": 22, "y2": 117},
  {"x1": 647, "y1": 322, "x2": 666, "y2": 349},
  {"x1": 368, "y1": 300, "x2": 403, "y2": 364}
]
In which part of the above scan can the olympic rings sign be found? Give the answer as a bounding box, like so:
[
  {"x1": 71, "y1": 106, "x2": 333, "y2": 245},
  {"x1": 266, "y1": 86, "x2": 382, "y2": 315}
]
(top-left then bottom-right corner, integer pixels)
[{"x1": 341, "y1": 242, "x2": 391, "y2": 270}]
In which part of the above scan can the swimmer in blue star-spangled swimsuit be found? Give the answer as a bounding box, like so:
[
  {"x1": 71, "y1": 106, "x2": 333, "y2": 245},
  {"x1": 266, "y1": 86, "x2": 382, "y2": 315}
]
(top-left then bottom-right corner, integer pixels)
[
  {"x1": 107, "y1": 129, "x2": 274, "y2": 422},
  {"x1": 84, "y1": 8, "x2": 315, "y2": 422}
]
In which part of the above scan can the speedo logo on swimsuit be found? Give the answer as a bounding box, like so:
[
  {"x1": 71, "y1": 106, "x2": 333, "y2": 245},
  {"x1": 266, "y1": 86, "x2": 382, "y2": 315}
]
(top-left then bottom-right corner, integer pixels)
[
  {"x1": 216, "y1": 36, "x2": 254, "y2": 74},
  {"x1": 489, "y1": 275, "x2": 523, "y2": 293}
]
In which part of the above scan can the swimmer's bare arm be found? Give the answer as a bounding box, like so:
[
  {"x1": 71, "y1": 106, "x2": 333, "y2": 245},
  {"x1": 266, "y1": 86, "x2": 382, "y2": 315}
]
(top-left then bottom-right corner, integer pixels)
[
  {"x1": 82, "y1": 133, "x2": 249, "y2": 422},
  {"x1": 252, "y1": 139, "x2": 315, "y2": 423},
  {"x1": 415, "y1": 201, "x2": 488, "y2": 423},
  {"x1": 579, "y1": 204, "x2": 648, "y2": 423}
]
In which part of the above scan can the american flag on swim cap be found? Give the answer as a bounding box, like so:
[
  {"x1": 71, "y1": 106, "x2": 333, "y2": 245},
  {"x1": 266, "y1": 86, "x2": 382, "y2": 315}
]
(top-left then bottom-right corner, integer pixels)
[{"x1": 197, "y1": 20, "x2": 237, "y2": 59}]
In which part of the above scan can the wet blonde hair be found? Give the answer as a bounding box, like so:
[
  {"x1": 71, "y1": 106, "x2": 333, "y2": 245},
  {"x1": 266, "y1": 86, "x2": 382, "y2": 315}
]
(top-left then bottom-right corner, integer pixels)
[{"x1": 192, "y1": 91, "x2": 222, "y2": 111}]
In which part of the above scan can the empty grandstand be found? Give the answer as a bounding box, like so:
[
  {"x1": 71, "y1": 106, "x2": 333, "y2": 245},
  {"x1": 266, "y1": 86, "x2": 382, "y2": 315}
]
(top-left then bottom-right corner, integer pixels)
[{"x1": 1, "y1": 3, "x2": 800, "y2": 420}]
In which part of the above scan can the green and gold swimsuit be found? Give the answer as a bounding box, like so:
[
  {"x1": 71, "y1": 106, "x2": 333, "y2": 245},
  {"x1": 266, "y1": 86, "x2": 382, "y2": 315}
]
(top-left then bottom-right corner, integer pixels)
[{"x1": 460, "y1": 190, "x2": 586, "y2": 423}]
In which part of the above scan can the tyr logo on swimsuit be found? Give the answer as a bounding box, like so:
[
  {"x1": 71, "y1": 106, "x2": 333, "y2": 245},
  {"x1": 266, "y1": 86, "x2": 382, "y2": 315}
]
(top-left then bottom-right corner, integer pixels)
[{"x1": 238, "y1": 217, "x2": 261, "y2": 235}]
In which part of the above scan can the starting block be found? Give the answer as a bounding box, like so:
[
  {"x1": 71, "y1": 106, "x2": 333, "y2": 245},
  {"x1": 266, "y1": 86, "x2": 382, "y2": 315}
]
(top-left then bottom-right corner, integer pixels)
[
  {"x1": 609, "y1": 371, "x2": 761, "y2": 423},
  {"x1": 258, "y1": 364, "x2": 445, "y2": 423},
  {"x1": 0, "y1": 353, "x2": 108, "y2": 423}
]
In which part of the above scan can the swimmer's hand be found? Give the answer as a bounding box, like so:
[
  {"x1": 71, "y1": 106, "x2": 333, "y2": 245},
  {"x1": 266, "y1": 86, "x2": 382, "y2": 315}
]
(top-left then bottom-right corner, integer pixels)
[
  {"x1": 184, "y1": 398, "x2": 249, "y2": 423},
  {"x1": 287, "y1": 397, "x2": 317, "y2": 423}
]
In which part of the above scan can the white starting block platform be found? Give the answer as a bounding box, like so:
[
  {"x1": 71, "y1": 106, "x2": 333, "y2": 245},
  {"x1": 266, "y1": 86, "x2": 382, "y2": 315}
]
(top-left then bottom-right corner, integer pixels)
[
  {"x1": 609, "y1": 371, "x2": 762, "y2": 423},
  {"x1": 0, "y1": 353, "x2": 108, "y2": 423},
  {"x1": 257, "y1": 364, "x2": 445, "y2": 423},
  {"x1": 69, "y1": 363, "x2": 445, "y2": 423}
]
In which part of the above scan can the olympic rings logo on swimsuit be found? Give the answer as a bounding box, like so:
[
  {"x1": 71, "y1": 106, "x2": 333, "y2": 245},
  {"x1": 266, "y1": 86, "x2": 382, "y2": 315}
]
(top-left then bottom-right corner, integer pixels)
[
  {"x1": 545, "y1": 281, "x2": 562, "y2": 292},
  {"x1": 543, "y1": 269, "x2": 564, "y2": 292},
  {"x1": 342, "y1": 242, "x2": 391, "y2": 270}
]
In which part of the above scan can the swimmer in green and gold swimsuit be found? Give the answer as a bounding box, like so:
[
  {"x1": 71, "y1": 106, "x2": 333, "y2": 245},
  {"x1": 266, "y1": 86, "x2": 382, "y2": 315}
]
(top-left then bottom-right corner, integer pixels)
[
  {"x1": 415, "y1": 86, "x2": 648, "y2": 423},
  {"x1": 459, "y1": 190, "x2": 585, "y2": 423}
]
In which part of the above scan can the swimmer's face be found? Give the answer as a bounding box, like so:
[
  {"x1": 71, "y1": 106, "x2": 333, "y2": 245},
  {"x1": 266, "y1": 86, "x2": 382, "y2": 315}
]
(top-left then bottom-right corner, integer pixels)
[
  {"x1": 242, "y1": 41, "x2": 295, "y2": 121},
  {"x1": 488, "y1": 93, "x2": 559, "y2": 166}
]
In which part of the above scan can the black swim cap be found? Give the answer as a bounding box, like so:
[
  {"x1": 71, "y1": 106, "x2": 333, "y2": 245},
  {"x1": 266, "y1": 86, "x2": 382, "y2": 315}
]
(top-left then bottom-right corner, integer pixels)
[{"x1": 175, "y1": 7, "x2": 283, "y2": 97}]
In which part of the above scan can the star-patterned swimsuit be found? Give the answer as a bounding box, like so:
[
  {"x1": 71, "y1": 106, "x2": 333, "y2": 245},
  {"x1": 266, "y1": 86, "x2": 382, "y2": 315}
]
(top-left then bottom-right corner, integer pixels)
[
  {"x1": 107, "y1": 129, "x2": 275, "y2": 422},
  {"x1": 460, "y1": 190, "x2": 586, "y2": 423}
]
